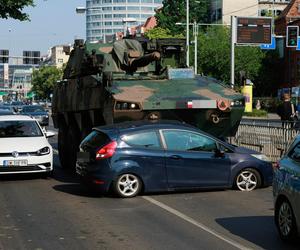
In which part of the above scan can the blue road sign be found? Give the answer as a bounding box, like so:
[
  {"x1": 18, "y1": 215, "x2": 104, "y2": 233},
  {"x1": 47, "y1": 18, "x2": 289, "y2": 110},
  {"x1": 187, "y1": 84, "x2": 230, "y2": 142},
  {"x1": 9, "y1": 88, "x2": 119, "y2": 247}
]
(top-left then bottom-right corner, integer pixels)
[
  {"x1": 296, "y1": 37, "x2": 300, "y2": 50},
  {"x1": 260, "y1": 36, "x2": 276, "y2": 50}
]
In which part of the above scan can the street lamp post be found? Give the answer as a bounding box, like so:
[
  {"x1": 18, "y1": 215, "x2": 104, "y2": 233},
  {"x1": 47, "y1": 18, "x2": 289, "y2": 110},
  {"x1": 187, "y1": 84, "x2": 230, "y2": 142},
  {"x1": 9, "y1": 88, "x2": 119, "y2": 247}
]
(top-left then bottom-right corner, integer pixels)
[
  {"x1": 193, "y1": 21, "x2": 198, "y2": 75},
  {"x1": 122, "y1": 18, "x2": 137, "y2": 37},
  {"x1": 76, "y1": 6, "x2": 106, "y2": 43},
  {"x1": 186, "y1": 0, "x2": 189, "y2": 67}
]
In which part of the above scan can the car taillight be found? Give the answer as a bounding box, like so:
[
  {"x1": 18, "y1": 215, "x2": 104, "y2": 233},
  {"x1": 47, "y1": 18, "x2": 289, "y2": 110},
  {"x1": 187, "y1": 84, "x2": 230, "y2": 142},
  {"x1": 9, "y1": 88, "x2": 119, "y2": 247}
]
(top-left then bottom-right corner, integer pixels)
[
  {"x1": 96, "y1": 141, "x2": 117, "y2": 160},
  {"x1": 272, "y1": 161, "x2": 280, "y2": 170}
]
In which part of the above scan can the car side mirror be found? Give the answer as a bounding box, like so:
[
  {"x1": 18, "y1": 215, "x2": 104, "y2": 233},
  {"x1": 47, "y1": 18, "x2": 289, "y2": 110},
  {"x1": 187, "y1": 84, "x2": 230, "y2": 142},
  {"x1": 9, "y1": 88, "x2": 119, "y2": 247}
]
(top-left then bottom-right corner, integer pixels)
[
  {"x1": 214, "y1": 148, "x2": 225, "y2": 158},
  {"x1": 45, "y1": 131, "x2": 56, "y2": 138}
]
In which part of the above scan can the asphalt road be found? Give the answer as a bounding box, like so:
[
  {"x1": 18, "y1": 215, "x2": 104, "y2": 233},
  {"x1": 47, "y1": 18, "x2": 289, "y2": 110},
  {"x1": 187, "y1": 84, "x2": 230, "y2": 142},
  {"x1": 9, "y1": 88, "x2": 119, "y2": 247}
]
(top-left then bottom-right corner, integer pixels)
[{"x1": 0, "y1": 121, "x2": 299, "y2": 250}]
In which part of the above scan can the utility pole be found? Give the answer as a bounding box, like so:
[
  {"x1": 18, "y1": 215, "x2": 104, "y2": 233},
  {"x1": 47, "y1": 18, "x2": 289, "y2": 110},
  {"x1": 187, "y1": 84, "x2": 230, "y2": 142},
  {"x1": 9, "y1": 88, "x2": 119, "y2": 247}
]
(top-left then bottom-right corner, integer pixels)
[
  {"x1": 230, "y1": 16, "x2": 236, "y2": 89},
  {"x1": 193, "y1": 21, "x2": 198, "y2": 75},
  {"x1": 186, "y1": 0, "x2": 190, "y2": 67}
]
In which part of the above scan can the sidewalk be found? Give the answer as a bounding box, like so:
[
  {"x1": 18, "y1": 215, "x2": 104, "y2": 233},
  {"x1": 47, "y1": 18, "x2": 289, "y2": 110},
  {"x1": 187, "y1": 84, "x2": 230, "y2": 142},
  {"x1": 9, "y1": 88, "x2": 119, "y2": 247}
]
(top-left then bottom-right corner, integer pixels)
[{"x1": 242, "y1": 113, "x2": 280, "y2": 120}]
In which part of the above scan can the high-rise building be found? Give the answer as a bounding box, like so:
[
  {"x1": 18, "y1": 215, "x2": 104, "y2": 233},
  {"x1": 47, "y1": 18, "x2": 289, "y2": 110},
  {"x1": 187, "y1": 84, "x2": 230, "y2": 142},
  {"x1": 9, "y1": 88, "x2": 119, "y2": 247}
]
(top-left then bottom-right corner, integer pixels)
[{"x1": 85, "y1": 0, "x2": 163, "y2": 43}]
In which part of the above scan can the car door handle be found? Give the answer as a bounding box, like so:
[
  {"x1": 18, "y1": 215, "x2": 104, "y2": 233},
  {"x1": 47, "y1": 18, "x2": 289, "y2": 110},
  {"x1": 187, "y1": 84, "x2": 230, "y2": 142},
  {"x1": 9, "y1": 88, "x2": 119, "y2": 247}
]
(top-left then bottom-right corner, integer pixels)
[
  {"x1": 169, "y1": 155, "x2": 182, "y2": 160},
  {"x1": 291, "y1": 175, "x2": 299, "y2": 180}
]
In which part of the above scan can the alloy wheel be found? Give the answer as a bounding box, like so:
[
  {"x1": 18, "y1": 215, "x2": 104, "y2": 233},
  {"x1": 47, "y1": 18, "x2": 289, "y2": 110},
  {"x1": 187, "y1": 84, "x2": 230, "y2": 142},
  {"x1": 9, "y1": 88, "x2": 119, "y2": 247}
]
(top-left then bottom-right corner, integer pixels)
[
  {"x1": 278, "y1": 201, "x2": 293, "y2": 237},
  {"x1": 236, "y1": 170, "x2": 258, "y2": 191},
  {"x1": 116, "y1": 174, "x2": 140, "y2": 198}
]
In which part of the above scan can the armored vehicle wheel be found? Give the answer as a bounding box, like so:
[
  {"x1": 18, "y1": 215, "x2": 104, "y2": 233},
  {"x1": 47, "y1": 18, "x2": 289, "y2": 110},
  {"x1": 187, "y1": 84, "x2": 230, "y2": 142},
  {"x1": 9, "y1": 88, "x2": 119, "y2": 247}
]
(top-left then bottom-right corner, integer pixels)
[
  {"x1": 58, "y1": 124, "x2": 69, "y2": 169},
  {"x1": 66, "y1": 126, "x2": 79, "y2": 170}
]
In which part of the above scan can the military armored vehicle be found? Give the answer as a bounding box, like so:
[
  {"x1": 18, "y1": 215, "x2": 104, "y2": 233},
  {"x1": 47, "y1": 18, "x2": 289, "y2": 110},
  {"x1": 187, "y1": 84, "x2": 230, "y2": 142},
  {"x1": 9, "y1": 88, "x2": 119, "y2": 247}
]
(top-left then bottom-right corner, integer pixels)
[{"x1": 52, "y1": 38, "x2": 244, "y2": 169}]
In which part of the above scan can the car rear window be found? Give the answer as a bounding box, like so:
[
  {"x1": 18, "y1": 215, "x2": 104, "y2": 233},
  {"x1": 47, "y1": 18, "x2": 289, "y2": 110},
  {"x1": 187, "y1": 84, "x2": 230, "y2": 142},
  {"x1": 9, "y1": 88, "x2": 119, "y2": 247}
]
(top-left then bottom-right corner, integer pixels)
[
  {"x1": 288, "y1": 142, "x2": 300, "y2": 162},
  {"x1": 0, "y1": 120, "x2": 43, "y2": 137},
  {"x1": 121, "y1": 131, "x2": 161, "y2": 149},
  {"x1": 22, "y1": 106, "x2": 45, "y2": 112},
  {"x1": 81, "y1": 131, "x2": 111, "y2": 150}
]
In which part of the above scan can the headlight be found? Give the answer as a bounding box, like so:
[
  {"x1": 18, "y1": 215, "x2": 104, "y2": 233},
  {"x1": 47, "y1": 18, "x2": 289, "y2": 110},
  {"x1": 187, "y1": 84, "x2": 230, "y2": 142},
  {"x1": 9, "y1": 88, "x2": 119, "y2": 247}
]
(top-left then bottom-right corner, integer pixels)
[
  {"x1": 37, "y1": 146, "x2": 50, "y2": 155},
  {"x1": 251, "y1": 154, "x2": 271, "y2": 162}
]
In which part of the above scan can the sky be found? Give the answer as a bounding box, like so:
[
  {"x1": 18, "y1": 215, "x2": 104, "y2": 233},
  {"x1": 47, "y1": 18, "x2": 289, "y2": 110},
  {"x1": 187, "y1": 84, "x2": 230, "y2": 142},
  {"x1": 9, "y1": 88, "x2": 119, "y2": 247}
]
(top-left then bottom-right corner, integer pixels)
[{"x1": 0, "y1": 0, "x2": 86, "y2": 56}]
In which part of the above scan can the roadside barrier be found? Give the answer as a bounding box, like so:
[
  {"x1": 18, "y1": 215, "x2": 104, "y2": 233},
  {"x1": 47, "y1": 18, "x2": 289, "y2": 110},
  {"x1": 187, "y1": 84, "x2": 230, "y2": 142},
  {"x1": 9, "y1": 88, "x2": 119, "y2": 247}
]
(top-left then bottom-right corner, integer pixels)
[{"x1": 228, "y1": 119, "x2": 299, "y2": 162}]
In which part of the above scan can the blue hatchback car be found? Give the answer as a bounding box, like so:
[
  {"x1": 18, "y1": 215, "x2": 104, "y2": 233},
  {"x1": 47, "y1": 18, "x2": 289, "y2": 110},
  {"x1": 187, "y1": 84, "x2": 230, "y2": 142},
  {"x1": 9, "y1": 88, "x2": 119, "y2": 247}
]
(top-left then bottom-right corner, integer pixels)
[
  {"x1": 273, "y1": 135, "x2": 300, "y2": 241},
  {"x1": 76, "y1": 121, "x2": 273, "y2": 198}
]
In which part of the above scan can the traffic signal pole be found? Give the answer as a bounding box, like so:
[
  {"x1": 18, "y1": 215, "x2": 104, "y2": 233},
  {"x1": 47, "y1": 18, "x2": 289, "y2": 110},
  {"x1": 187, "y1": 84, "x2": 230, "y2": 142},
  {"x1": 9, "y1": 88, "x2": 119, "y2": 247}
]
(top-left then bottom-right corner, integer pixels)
[{"x1": 230, "y1": 16, "x2": 237, "y2": 89}]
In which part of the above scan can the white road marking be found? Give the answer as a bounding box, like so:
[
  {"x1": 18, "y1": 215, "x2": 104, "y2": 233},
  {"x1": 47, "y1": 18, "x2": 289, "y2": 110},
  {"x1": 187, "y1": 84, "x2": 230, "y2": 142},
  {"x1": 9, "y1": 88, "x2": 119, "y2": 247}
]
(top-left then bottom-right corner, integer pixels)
[
  {"x1": 53, "y1": 149, "x2": 58, "y2": 155},
  {"x1": 143, "y1": 196, "x2": 251, "y2": 250}
]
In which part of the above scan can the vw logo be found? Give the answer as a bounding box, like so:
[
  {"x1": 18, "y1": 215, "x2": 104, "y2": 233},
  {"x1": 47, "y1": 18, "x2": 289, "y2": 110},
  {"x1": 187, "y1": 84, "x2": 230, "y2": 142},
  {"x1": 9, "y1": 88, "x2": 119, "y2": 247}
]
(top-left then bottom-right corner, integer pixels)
[{"x1": 12, "y1": 151, "x2": 19, "y2": 158}]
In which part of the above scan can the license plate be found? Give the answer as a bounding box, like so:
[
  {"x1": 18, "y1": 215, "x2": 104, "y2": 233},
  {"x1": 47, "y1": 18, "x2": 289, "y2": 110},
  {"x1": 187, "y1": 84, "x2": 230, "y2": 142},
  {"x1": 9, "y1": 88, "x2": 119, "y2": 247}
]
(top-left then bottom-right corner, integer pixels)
[
  {"x1": 3, "y1": 160, "x2": 28, "y2": 166},
  {"x1": 77, "y1": 152, "x2": 90, "y2": 163}
]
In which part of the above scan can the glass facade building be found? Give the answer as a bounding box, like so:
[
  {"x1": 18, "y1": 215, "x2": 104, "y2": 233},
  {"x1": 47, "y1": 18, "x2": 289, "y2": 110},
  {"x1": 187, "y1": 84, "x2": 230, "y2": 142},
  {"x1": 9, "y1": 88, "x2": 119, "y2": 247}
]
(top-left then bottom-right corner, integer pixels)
[{"x1": 86, "y1": 0, "x2": 163, "y2": 42}]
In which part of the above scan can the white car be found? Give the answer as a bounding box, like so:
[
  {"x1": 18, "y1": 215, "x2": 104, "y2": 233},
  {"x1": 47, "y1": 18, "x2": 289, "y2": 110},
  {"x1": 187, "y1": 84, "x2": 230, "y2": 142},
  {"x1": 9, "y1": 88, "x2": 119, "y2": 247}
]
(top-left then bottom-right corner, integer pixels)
[{"x1": 0, "y1": 115, "x2": 54, "y2": 175}]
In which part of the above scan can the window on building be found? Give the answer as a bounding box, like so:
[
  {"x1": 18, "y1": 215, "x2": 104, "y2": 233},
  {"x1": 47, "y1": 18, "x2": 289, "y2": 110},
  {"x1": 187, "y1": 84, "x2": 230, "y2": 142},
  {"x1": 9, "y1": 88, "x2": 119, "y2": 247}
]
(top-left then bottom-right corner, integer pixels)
[
  {"x1": 113, "y1": 6, "x2": 126, "y2": 10},
  {"x1": 128, "y1": 14, "x2": 140, "y2": 18},
  {"x1": 113, "y1": 14, "x2": 126, "y2": 18},
  {"x1": 141, "y1": 0, "x2": 152, "y2": 2},
  {"x1": 113, "y1": 21, "x2": 123, "y2": 25},
  {"x1": 104, "y1": 14, "x2": 112, "y2": 18},
  {"x1": 57, "y1": 59, "x2": 63, "y2": 63},
  {"x1": 128, "y1": 6, "x2": 140, "y2": 11},
  {"x1": 128, "y1": 0, "x2": 139, "y2": 2},
  {"x1": 105, "y1": 21, "x2": 112, "y2": 25},
  {"x1": 141, "y1": 7, "x2": 153, "y2": 11}
]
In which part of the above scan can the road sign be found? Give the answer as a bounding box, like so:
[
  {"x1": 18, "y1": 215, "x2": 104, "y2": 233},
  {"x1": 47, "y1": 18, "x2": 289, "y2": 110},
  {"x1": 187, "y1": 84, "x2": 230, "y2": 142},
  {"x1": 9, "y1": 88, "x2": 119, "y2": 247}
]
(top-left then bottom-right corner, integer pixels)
[
  {"x1": 236, "y1": 17, "x2": 272, "y2": 45},
  {"x1": 260, "y1": 36, "x2": 276, "y2": 50},
  {"x1": 296, "y1": 38, "x2": 300, "y2": 50}
]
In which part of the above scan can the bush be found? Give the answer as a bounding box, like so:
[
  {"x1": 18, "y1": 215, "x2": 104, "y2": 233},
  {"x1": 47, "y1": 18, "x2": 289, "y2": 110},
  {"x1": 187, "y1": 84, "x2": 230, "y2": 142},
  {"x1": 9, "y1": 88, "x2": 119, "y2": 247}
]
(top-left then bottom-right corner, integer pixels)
[{"x1": 244, "y1": 109, "x2": 268, "y2": 117}]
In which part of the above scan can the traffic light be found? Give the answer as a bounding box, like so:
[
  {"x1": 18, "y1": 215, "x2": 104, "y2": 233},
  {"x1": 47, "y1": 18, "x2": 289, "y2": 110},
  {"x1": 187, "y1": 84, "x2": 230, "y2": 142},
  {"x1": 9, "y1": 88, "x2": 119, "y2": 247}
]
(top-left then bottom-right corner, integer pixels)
[{"x1": 286, "y1": 26, "x2": 299, "y2": 48}]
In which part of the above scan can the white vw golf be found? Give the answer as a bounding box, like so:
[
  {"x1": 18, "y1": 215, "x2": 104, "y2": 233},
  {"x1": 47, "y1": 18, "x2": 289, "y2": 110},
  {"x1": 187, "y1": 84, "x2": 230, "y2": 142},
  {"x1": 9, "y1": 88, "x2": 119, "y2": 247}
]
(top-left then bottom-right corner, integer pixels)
[{"x1": 0, "y1": 115, "x2": 54, "y2": 175}]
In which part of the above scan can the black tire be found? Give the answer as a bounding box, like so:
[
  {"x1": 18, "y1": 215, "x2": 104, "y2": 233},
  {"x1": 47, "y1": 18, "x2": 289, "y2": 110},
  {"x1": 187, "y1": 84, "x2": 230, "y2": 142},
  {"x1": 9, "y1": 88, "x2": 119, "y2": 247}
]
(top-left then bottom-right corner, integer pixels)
[
  {"x1": 58, "y1": 124, "x2": 69, "y2": 169},
  {"x1": 66, "y1": 126, "x2": 80, "y2": 170},
  {"x1": 275, "y1": 199, "x2": 298, "y2": 241},
  {"x1": 41, "y1": 170, "x2": 53, "y2": 179},
  {"x1": 58, "y1": 123, "x2": 79, "y2": 170},
  {"x1": 113, "y1": 174, "x2": 142, "y2": 198},
  {"x1": 234, "y1": 168, "x2": 261, "y2": 191}
]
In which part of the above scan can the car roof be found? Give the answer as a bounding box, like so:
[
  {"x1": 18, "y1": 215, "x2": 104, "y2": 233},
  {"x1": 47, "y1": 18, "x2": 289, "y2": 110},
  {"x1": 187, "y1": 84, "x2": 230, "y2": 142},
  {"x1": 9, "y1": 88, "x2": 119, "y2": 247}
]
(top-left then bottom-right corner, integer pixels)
[{"x1": 0, "y1": 115, "x2": 35, "y2": 121}]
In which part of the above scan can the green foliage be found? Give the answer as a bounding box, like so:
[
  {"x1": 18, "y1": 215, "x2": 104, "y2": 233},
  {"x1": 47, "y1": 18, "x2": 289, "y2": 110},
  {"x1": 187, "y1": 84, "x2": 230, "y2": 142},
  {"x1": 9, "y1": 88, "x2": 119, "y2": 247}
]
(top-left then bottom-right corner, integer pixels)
[
  {"x1": 155, "y1": 0, "x2": 210, "y2": 35},
  {"x1": 253, "y1": 51, "x2": 282, "y2": 97},
  {"x1": 244, "y1": 109, "x2": 268, "y2": 117},
  {"x1": 31, "y1": 66, "x2": 63, "y2": 99},
  {"x1": 145, "y1": 27, "x2": 184, "y2": 39},
  {"x1": 0, "y1": 0, "x2": 34, "y2": 21},
  {"x1": 195, "y1": 26, "x2": 265, "y2": 85}
]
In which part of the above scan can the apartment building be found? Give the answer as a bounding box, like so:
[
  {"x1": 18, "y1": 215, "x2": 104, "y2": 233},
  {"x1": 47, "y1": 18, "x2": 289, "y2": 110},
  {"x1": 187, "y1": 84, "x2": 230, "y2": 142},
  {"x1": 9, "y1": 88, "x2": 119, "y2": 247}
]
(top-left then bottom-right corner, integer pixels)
[{"x1": 210, "y1": 0, "x2": 290, "y2": 24}]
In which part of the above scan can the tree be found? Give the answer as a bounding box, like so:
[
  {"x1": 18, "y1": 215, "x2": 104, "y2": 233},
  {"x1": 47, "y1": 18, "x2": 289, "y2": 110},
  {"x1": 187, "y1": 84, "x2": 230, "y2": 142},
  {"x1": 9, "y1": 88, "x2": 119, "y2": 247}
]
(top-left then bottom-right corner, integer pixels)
[
  {"x1": 195, "y1": 26, "x2": 265, "y2": 85},
  {"x1": 155, "y1": 0, "x2": 210, "y2": 35},
  {"x1": 31, "y1": 66, "x2": 63, "y2": 99},
  {"x1": 145, "y1": 27, "x2": 184, "y2": 39},
  {"x1": 0, "y1": 0, "x2": 34, "y2": 21}
]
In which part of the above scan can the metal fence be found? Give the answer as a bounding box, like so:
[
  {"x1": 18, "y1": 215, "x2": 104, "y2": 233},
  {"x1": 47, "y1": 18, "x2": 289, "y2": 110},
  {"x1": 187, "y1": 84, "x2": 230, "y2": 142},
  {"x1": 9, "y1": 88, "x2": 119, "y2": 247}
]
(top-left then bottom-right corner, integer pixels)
[{"x1": 228, "y1": 119, "x2": 299, "y2": 162}]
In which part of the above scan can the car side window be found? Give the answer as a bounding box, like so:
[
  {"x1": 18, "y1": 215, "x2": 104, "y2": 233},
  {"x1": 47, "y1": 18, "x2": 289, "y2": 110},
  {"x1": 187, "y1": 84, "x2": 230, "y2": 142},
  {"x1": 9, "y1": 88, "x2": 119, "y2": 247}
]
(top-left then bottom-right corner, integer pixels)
[
  {"x1": 162, "y1": 130, "x2": 217, "y2": 152},
  {"x1": 121, "y1": 131, "x2": 161, "y2": 149},
  {"x1": 288, "y1": 143, "x2": 300, "y2": 162}
]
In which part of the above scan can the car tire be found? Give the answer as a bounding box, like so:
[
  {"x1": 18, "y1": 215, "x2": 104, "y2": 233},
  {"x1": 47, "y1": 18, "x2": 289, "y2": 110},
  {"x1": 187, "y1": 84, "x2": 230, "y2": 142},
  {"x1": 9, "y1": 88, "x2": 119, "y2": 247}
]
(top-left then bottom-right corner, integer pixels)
[
  {"x1": 58, "y1": 124, "x2": 69, "y2": 169},
  {"x1": 235, "y1": 168, "x2": 261, "y2": 191},
  {"x1": 41, "y1": 170, "x2": 53, "y2": 179},
  {"x1": 275, "y1": 199, "x2": 298, "y2": 241},
  {"x1": 113, "y1": 174, "x2": 142, "y2": 198}
]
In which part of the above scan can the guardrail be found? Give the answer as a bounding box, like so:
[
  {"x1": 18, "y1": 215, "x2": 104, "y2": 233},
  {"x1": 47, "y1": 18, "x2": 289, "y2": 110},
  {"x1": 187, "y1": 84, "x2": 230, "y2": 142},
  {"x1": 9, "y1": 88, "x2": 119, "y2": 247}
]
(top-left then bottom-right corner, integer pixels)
[{"x1": 228, "y1": 119, "x2": 299, "y2": 162}]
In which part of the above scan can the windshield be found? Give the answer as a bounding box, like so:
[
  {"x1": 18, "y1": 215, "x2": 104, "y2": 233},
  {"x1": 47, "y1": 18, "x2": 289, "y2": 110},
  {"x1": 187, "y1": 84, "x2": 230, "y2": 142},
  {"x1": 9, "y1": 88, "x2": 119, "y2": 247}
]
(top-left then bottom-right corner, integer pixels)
[
  {"x1": 22, "y1": 106, "x2": 45, "y2": 113},
  {"x1": 0, "y1": 120, "x2": 43, "y2": 137}
]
